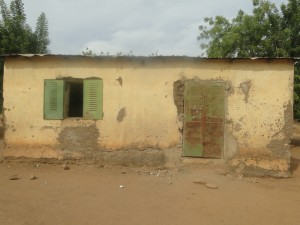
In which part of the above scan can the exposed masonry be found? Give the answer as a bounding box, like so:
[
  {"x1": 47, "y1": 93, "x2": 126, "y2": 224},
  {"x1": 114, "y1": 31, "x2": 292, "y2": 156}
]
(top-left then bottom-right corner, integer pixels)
[
  {"x1": 58, "y1": 124, "x2": 99, "y2": 154},
  {"x1": 173, "y1": 80, "x2": 185, "y2": 123}
]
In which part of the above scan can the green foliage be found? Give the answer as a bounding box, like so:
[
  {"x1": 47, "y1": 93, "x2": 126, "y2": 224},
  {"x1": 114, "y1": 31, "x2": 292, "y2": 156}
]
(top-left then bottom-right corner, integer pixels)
[
  {"x1": 198, "y1": 0, "x2": 300, "y2": 119},
  {"x1": 0, "y1": 0, "x2": 50, "y2": 54},
  {"x1": 0, "y1": 0, "x2": 50, "y2": 112},
  {"x1": 281, "y1": 0, "x2": 300, "y2": 57},
  {"x1": 35, "y1": 12, "x2": 50, "y2": 54},
  {"x1": 82, "y1": 47, "x2": 96, "y2": 56},
  {"x1": 294, "y1": 64, "x2": 300, "y2": 119},
  {"x1": 198, "y1": 0, "x2": 290, "y2": 57}
]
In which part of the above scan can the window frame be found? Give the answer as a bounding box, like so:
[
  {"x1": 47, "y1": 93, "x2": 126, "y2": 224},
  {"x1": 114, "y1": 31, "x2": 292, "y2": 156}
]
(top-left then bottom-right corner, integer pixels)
[{"x1": 44, "y1": 78, "x2": 103, "y2": 120}]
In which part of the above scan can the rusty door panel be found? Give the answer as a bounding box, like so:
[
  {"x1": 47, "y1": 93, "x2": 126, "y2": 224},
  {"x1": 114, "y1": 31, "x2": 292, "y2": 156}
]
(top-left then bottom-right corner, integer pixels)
[
  {"x1": 183, "y1": 81, "x2": 205, "y2": 157},
  {"x1": 203, "y1": 83, "x2": 225, "y2": 158},
  {"x1": 183, "y1": 121, "x2": 203, "y2": 156},
  {"x1": 183, "y1": 81, "x2": 225, "y2": 158},
  {"x1": 203, "y1": 122, "x2": 224, "y2": 158}
]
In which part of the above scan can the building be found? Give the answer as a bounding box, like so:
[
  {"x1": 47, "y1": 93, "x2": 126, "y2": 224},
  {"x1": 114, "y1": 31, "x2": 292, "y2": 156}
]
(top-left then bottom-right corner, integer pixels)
[{"x1": 1, "y1": 55, "x2": 295, "y2": 176}]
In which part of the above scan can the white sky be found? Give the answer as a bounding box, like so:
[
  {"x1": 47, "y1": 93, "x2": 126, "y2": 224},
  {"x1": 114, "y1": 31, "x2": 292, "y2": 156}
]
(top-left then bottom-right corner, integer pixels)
[{"x1": 20, "y1": 0, "x2": 288, "y2": 56}]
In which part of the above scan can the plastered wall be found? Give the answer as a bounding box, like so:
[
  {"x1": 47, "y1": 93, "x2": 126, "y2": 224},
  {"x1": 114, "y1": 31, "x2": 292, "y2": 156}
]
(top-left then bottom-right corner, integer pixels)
[{"x1": 2, "y1": 56, "x2": 294, "y2": 175}]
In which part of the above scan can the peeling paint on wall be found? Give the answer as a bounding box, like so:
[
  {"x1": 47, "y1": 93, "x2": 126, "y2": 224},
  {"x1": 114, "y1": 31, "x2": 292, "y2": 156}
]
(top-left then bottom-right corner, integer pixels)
[
  {"x1": 173, "y1": 79, "x2": 185, "y2": 137},
  {"x1": 240, "y1": 80, "x2": 252, "y2": 103},
  {"x1": 225, "y1": 133, "x2": 239, "y2": 160},
  {"x1": 267, "y1": 101, "x2": 293, "y2": 158},
  {"x1": 225, "y1": 82, "x2": 234, "y2": 95},
  {"x1": 234, "y1": 123, "x2": 242, "y2": 132},
  {"x1": 173, "y1": 80, "x2": 185, "y2": 123},
  {"x1": 58, "y1": 124, "x2": 99, "y2": 154}
]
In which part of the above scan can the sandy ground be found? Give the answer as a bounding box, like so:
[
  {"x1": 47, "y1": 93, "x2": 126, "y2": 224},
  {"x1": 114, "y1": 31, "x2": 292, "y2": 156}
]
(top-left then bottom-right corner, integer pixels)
[{"x1": 1, "y1": 125, "x2": 300, "y2": 225}]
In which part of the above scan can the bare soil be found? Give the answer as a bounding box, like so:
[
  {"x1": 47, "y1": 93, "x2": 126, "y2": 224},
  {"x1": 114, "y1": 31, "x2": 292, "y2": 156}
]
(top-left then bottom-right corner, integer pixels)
[{"x1": 1, "y1": 124, "x2": 300, "y2": 225}]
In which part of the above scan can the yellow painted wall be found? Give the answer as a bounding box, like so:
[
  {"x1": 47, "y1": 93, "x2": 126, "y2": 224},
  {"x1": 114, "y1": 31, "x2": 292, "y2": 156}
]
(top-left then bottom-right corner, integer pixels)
[{"x1": 2, "y1": 56, "x2": 294, "y2": 174}]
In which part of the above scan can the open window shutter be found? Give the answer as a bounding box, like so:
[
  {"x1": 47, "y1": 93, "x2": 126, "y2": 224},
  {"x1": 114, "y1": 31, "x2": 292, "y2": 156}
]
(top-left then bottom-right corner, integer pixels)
[
  {"x1": 44, "y1": 80, "x2": 65, "y2": 119},
  {"x1": 83, "y1": 79, "x2": 103, "y2": 119}
]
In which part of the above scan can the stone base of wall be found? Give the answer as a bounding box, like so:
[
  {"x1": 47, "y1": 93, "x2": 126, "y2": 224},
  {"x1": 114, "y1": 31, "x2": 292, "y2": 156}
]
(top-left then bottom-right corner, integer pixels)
[
  {"x1": 2, "y1": 147, "x2": 183, "y2": 168},
  {"x1": 1, "y1": 146, "x2": 291, "y2": 177},
  {"x1": 72, "y1": 148, "x2": 183, "y2": 168},
  {"x1": 228, "y1": 156, "x2": 291, "y2": 178}
]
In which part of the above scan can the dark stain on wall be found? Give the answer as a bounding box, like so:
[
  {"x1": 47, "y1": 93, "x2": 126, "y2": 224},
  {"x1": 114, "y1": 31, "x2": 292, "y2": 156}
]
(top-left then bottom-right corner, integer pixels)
[
  {"x1": 116, "y1": 77, "x2": 123, "y2": 87},
  {"x1": 58, "y1": 124, "x2": 99, "y2": 154},
  {"x1": 117, "y1": 107, "x2": 126, "y2": 122}
]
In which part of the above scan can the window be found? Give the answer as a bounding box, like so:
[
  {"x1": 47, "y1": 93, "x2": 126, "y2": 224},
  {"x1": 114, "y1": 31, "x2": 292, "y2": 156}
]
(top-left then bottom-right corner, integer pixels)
[
  {"x1": 44, "y1": 79, "x2": 103, "y2": 120},
  {"x1": 67, "y1": 80, "x2": 84, "y2": 117}
]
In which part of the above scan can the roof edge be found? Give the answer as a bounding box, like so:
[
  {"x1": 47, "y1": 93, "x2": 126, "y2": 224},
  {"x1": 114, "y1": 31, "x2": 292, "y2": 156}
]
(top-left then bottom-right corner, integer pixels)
[{"x1": 1, "y1": 54, "x2": 299, "y2": 61}]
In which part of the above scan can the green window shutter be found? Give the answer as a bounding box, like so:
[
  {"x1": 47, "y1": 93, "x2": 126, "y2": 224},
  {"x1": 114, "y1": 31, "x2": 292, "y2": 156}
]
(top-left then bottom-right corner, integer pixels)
[
  {"x1": 44, "y1": 80, "x2": 65, "y2": 120},
  {"x1": 83, "y1": 79, "x2": 103, "y2": 119}
]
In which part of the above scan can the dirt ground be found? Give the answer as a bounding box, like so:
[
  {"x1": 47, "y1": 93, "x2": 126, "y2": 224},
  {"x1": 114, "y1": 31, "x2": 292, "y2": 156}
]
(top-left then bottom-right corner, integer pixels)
[{"x1": 1, "y1": 125, "x2": 300, "y2": 225}]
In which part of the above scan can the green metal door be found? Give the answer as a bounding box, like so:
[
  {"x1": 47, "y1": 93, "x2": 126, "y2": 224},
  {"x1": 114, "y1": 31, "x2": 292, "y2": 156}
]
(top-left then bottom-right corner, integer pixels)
[{"x1": 183, "y1": 81, "x2": 225, "y2": 158}]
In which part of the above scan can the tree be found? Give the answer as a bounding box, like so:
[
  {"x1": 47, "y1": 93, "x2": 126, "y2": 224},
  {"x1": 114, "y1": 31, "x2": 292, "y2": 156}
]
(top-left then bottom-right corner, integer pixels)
[
  {"x1": 0, "y1": 0, "x2": 31, "y2": 53},
  {"x1": 35, "y1": 12, "x2": 50, "y2": 53},
  {"x1": 0, "y1": 0, "x2": 50, "y2": 111},
  {"x1": 198, "y1": 0, "x2": 290, "y2": 57},
  {"x1": 281, "y1": 0, "x2": 300, "y2": 57},
  {"x1": 0, "y1": 0, "x2": 50, "y2": 54},
  {"x1": 198, "y1": 0, "x2": 300, "y2": 119}
]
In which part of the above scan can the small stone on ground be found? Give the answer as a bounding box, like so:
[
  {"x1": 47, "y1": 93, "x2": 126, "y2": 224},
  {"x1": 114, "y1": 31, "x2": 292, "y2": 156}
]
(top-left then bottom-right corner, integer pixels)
[
  {"x1": 63, "y1": 164, "x2": 70, "y2": 170},
  {"x1": 206, "y1": 183, "x2": 219, "y2": 189}
]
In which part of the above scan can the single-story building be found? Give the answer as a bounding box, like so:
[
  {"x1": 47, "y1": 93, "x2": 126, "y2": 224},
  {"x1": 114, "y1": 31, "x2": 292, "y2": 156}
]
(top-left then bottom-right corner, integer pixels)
[{"x1": 1, "y1": 55, "x2": 295, "y2": 176}]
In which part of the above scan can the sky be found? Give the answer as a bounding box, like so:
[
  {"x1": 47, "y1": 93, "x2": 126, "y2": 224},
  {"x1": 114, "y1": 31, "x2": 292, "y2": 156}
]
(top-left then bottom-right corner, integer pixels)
[{"x1": 20, "y1": 0, "x2": 288, "y2": 56}]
